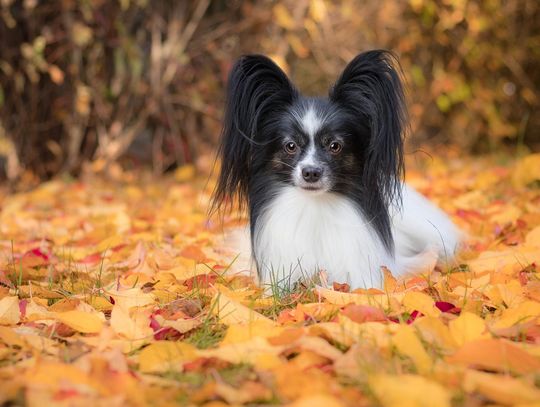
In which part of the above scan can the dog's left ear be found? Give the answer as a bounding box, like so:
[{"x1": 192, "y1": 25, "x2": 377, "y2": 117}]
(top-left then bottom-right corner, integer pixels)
[{"x1": 329, "y1": 50, "x2": 407, "y2": 207}]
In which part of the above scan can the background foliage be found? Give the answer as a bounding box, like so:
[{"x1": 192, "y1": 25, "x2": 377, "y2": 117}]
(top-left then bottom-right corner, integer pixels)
[{"x1": 0, "y1": 0, "x2": 538, "y2": 181}]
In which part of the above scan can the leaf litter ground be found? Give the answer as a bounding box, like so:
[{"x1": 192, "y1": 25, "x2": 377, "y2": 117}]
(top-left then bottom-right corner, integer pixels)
[{"x1": 1, "y1": 152, "x2": 540, "y2": 406}]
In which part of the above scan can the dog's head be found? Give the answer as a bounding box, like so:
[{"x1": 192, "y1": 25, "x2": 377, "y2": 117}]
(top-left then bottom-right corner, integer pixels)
[{"x1": 213, "y1": 51, "x2": 407, "y2": 211}]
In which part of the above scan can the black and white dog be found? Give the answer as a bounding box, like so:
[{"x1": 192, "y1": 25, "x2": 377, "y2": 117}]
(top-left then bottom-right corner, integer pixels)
[{"x1": 212, "y1": 51, "x2": 460, "y2": 289}]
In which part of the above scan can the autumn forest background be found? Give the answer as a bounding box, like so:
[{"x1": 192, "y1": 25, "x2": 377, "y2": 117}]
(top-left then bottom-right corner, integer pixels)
[
  {"x1": 1, "y1": 1, "x2": 540, "y2": 406},
  {"x1": 0, "y1": 0, "x2": 539, "y2": 181}
]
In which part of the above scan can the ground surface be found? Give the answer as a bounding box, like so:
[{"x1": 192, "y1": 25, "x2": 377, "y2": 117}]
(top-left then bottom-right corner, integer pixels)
[{"x1": 1, "y1": 152, "x2": 540, "y2": 406}]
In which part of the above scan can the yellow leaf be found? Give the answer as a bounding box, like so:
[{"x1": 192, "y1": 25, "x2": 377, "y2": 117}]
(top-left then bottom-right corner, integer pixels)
[
  {"x1": 383, "y1": 266, "x2": 397, "y2": 292},
  {"x1": 488, "y1": 204, "x2": 521, "y2": 225},
  {"x1": 338, "y1": 316, "x2": 398, "y2": 347},
  {"x1": 108, "y1": 287, "x2": 155, "y2": 310},
  {"x1": 392, "y1": 325, "x2": 432, "y2": 373},
  {"x1": 222, "y1": 320, "x2": 284, "y2": 345},
  {"x1": 110, "y1": 305, "x2": 153, "y2": 342},
  {"x1": 273, "y1": 4, "x2": 295, "y2": 29},
  {"x1": 449, "y1": 312, "x2": 490, "y2": 346},
  {"x1": 414, "y1": 316, "x2": 457, "y2": 350},
  {"x1": 448, "y1": 338, "x2": 540, "y2": 374},
  {"x1": 167, "y1": 258, "x2": 208, "y2": 281},
  {"x1": 294, "y1": 335, "x2": 343, "y2": 361},
  {"x1": 174, "y1": 164, "x2": 195, "y2": 182},
  {"x1": 138, "y1": 341, "x2": 197, "y2": 373},
  {"x1": 512, "y1": 153, "x2": 540, "y2": 187},
  {"x1": 493, "y1": 300, "x2": 540, "y2": 329},
  {"x1": 200, "y1": 336, "x2": 283, "y2": 365},
  {"x1": 254, "y1": 353, "x2": 283, "y2": 369},
  {"x1": 25, "y1": 361, "x2": 105, "y2": 392},
  {"x1": 55, "y1": 310, "x2": 103, "y2": 333},
  {"x1": 96, "y1": 234, "x2": 124, "y2": 252},
  {"x1": 290, "y1": 394, "x2": 344, "y2": 407},
  {"x1": 316, "y1": 286, "x2": 402, "y2": 309},
  {"x1": 310, "y1": 322, "x2": 354, "y2": 347},
  {"x1": 402, "y1": 291, "x2": 441, "y2": 317},
  {"x1": 525, "y1": 225, "x2": 540, "y2": 248},
  {"x1": 369, "y1": 374, "x2": 451, "y2": 407},
  {"x1": 0, "y1": 326, "x2": 26, "y2": 347},
  {"x1": 463, "y1": 370, "x2": 540, "y2": 405},
  {"x1": 468, "y1": 248, "x2": 540, "y2": 274},
  {"x1": 211, "y1": 292, "x2": 274, "y2": 326},
  {"x1": 0, "y1": 296, "x2": 20, "y2": 325}
]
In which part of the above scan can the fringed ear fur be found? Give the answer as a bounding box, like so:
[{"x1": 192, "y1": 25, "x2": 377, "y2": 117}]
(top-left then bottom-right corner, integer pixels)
[
  {"x1": 329, "y1": 50, "x2": 407, "y2": 208},
  {"x1": 211, "y1": 55, "x2": 297, "y2": 214}
]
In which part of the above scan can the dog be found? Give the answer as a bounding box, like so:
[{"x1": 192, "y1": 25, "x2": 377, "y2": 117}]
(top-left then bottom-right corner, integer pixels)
[{"x1": 212, "y1": 50, "x2": 460, "y2": 289}]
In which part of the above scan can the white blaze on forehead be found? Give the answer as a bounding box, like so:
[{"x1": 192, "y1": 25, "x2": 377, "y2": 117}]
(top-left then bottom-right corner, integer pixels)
[
  {"x1": 298, "y1": 106, "x2": 323, "y2": 167},
  {"x1": 300, "y1": 107, "x2": 323, "y2": 139}
]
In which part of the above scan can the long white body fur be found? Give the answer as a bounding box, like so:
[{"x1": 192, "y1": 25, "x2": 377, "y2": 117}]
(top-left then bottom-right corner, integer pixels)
[{"x1": 225, "y1": 184, "x2": 460, "y2": 289}]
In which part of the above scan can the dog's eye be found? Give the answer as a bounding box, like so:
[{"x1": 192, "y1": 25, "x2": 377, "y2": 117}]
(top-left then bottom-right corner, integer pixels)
[
  {"x1": 329, "y1": 141, "x2": 342, "y2": 154},
  {"x1": 284, "y1": 141, "x2": 297, "y2": 154}
]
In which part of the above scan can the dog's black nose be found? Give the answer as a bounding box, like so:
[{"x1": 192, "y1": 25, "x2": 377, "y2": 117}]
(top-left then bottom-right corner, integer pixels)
[{"x1": 302, "y1": 166, "x2": 323, "y2": 183}]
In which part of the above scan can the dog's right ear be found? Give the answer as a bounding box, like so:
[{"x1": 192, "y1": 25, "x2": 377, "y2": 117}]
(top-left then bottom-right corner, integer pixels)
[{"x1": 211, "y1": 55, "x2": 297, "y2": 212}]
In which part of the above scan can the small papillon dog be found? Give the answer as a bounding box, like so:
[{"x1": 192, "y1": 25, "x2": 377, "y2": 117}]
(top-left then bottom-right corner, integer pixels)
[{"x1": 212, "y1": 50, "x2": 460, "y2": 289}]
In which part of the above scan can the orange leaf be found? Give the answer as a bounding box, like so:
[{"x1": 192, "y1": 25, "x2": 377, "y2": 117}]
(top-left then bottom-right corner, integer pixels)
[{"x1": 447, "y1": 338, "x2": 540, "y2": 374}]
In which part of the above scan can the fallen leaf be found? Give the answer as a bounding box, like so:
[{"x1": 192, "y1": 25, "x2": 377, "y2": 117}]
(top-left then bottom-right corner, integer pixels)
[
  {"x1": 492, "y1": 300, "x2": 540, "y2": 329},
  {"x1": 449, "y1": 312, "x2": 490, "y2": 346},
  {"x1": 0, "y1": 296, "x2": 20, "y2": 325},
  {"x1": 369, "y1": 374, "x2": 451, "y2": 407},
  {"x1": 447, "y1": 338, "x2": 540, "y2": 374},
  {"x1": 138, "y1": 341, "x2": 197, "y2": 373},
  {"x1": 55, "y1": 310, "x2": 104, "y2": 334},
  {"x1": 392, "y1": 325, "x2": 432, "y2": 373},
  {"x1": 211, "y1": 292, "x2": 274, "y2": 326},
  {"x1": 463, "y1": 370, "x2": 540, "y2": 405},
  {"x1": 289, "y1": 394, "x2": 345, "y2": 407},
  {"x1": 402, "y1": 291, "x2": 441, "y2": 318}
]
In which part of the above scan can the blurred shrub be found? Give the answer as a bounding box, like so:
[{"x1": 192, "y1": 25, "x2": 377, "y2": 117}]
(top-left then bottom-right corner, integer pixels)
[
  {"x1": 0, "y1": 0, "x2": 538, "y2": 180},
  {"x1": 263, "y1": 0, "x2": 539, "y2": 152}
]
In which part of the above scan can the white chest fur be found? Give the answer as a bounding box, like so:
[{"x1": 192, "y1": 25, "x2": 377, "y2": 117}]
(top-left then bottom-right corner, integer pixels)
[{"x1": 253, "y1": 186, "x2": 397, "y2": 288}]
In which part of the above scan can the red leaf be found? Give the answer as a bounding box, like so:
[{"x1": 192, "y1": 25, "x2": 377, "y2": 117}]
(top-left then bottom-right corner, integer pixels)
[
  {"x1": 19, "y1": 299, "x2": 28, "y2": 318},
  {"x1": 435, "y1": 301, "x2": 461, "y2": 314}
]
